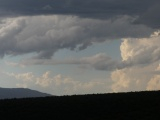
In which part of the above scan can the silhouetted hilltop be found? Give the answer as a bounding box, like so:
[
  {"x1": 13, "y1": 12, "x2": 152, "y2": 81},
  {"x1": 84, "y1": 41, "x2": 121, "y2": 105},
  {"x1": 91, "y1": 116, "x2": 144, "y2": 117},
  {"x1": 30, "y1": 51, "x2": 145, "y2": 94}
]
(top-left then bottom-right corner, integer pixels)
[
  {"x1": 0, "y1": 90, "x2": 160, "y2": 120},
  {"x1": 0, "y1": 88, "x2": 51, "y2": 99}
]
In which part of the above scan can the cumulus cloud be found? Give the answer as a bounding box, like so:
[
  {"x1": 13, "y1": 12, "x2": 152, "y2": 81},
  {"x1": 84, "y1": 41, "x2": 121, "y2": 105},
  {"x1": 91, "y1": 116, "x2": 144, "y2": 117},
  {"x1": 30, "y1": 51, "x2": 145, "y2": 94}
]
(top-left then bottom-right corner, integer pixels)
[
  {"x1": 111, "y1": 67, "x2": 153, "y2": 92},
  {"x1": 147, "y1": 75, "x2": 160, "y2": 90},
  {"x1": 111, "y1": 31, "x2": 160, "y2": 92},
  {"x1": 146, "y1": 64, "x2": 160, "y2": 90},
  {"x1": 36, "y1": 72, "x2": 107, "y2": 93},
  {"x1": 0, "y1": 0, "x2": 159, "y2": 28},
  {"x1": 0, "y1": 15, "x2": 153, "y2": 58},
  {"x1": 156, "y1": 64, "x2": 160, "y2": 71},
  {"x1": 5, "y1": 72, "x2": 34, "y2": 82},
  {"x1": 3, "y1": 71, "x2": 108, "y2": 95},
  {"x1": 36, "y1": 71, "x2": 53, "y2": 87},
  {"x1": 111, "y1": 69, "x2": 130, "y2": 92},
  {"x1": 120, "y1": 31, "x2": 160, "y2": 67}
]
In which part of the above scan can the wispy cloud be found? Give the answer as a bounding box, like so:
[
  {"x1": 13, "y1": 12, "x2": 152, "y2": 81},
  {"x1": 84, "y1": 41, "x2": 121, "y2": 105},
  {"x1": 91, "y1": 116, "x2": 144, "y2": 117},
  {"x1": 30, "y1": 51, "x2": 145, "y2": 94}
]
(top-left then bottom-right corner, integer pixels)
[
  {"x1": 20, "y1": 53, "x2": 120, "y2": 71},
  {"x1": 5, "y1": 61, "x2": 25, "y2": 68}
]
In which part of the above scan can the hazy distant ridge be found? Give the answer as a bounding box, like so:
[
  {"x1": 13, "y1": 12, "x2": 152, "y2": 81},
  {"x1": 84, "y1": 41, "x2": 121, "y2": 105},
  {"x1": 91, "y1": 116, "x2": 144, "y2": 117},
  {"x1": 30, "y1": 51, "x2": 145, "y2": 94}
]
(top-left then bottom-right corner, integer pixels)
[{"x1": 0, "y1": 88, "x2": 51, "y2": 99}]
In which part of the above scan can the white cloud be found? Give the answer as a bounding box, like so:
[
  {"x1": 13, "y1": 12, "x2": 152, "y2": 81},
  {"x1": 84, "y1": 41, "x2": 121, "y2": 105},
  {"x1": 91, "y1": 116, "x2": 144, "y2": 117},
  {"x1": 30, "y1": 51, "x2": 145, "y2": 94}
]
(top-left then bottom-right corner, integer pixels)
[
  {"x1": 147, "y1": 75, "x2": 160, "y2": 90},
  {"x1": 4, "y1": 72, "x2": 34, "y2": 82},
  {"x1": 111, "y1": 31, "x2": 160, "y2": 92},
  {"x1": 36, "y1": 71, "x2": 52, "y2": 87},
  {"x1": 111, "y1": 66, "x2": 153, "y2": 92},
  {"x1": 3, "y1": 71, "x2": 109, "y2": 95},
  {"x1": 111, "y1": 69, "x2": 130, "y2": 92},
  {"x1": 120, "y1": 31, "x2": 160, "y2": 66},
  {"x1": 156, "y1": 64, "x2": 160, "y2": 71}
]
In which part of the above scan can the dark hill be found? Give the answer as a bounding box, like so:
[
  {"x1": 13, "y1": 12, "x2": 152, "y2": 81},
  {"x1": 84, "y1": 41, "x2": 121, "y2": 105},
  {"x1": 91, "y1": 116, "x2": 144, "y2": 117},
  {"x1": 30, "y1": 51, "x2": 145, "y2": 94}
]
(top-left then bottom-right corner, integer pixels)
[
  {"x1": 0, "y1": 91, "x2": 160, "y2": 119},
  {"x1": 0, "y1": 88, "x2": 51, "y2": 99}
]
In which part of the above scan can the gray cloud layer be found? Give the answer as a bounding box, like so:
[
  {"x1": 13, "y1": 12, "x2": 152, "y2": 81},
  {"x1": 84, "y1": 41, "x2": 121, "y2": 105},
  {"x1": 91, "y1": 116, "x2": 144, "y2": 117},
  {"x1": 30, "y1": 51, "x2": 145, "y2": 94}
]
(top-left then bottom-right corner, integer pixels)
[
  {"x1": 21, "y1": 53, "x2": 119, "y2": 71},
  {"x1": 0, "y1": 0, "x2": 160, "y2": 28},
  {"x1": 0, "y1": 0, "x2": 159, "y2": 59},
  {"x1": 0, "y1": 15, "x2": 154, "y2": 58},
  {"x1": 19, "y1": 32, "x2": 160, "y2": 71}
]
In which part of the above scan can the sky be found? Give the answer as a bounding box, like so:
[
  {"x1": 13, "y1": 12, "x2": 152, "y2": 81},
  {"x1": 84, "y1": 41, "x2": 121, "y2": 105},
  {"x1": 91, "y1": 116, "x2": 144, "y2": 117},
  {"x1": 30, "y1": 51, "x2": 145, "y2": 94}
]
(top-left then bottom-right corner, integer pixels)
[{"x1": 0, "y1": 0, "x2": 160, "y2": 95}]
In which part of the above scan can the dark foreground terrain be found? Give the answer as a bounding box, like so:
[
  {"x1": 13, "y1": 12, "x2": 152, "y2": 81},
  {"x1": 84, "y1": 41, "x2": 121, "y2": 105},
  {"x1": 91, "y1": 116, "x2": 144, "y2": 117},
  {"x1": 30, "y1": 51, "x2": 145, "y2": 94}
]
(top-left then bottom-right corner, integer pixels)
[{"x1": 0, "y1": 91, "x2": 160, "y2": 120}]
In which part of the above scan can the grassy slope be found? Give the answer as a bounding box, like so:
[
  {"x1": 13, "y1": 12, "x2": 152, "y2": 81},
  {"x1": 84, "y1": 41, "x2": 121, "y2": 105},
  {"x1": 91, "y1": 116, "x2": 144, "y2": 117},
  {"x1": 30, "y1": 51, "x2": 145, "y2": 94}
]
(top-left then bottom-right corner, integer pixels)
[{"x1": 0, "y1": 91, "x2": 160, "y2": 120}]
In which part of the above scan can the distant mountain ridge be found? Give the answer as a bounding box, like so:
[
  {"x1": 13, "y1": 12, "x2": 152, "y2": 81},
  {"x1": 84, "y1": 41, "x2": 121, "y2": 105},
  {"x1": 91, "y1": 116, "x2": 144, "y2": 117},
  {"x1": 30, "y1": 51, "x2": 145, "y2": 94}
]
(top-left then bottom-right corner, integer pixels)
[{"x1": 0, "y1": 88, "x2": 52, "y2": 99}]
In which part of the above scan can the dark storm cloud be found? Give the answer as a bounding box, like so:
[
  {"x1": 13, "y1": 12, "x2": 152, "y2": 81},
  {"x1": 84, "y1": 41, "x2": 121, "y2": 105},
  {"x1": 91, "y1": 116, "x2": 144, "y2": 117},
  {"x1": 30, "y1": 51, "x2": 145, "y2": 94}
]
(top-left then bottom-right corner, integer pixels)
[
  {"x1": 0, "y1": 15, "x2": 154, "y2": 58},
  {"x1": 0, "y1": 0, "x2": 159, "y2": 59},
  {"x1": 0, "y1": 0, "x2": 160, "y2": 28},
  {"x1": 0, "y1": 0, "x2": 155, "y2": 16}
]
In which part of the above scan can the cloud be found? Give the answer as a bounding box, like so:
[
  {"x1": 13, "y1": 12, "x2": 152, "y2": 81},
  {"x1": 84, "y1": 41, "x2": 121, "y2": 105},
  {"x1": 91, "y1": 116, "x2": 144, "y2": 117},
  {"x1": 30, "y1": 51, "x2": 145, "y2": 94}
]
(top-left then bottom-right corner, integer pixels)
[
  {"x1": 120, "y1": 31, "x2": 160, "y2": 67},
  {"x1": 134, "y1": 1, "x2": 160, "y2": 28},
  {"x1": 155, "y1": 64, "x2": 160, "y2": 71},
  {"x1": 39, "y1": 72, "x2": 109, "y2": 95},
  {"x1": 0, "y1": 0, "x2": 159, "y2": 28},
  {"x1": 111, "y1": 66, "x2": 153, "y2": 92},
  {"x1": 111, "y1": 69, "x2": 130, "y2": 92},
  {"x1": 20, "y1": 31, "x2": 160, "y2": 71},
  {"x1": 146, "y1": 64, "x2": 160, "y2": 90},
  {"x1": 36, "y1": 71, "x2": 53, "y2": 87},
  {"x1": 5, "y1": 61, "x2": 25, "y2": 68},
  {"x1": 147, "y1": 75, "x2": 160, "y2": 90},
  {"x1": 0, "y1": 15, "x2": 154, "y2": 58},
  {"x1": 4, "y1": 71, "x2": 109, "y2": 95},
  {"x1": 21, "y1": 53, "x2": 120, "y2": 71},
  {"x1": 111, "y1": 31, "x2": 160, "y2": 92},
  {"x1": 4, "y1": 72, "x2": 34, "y2": 82},
  {"x1": 4, "y1": 29, "x2": 160, "y2": 74}
]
